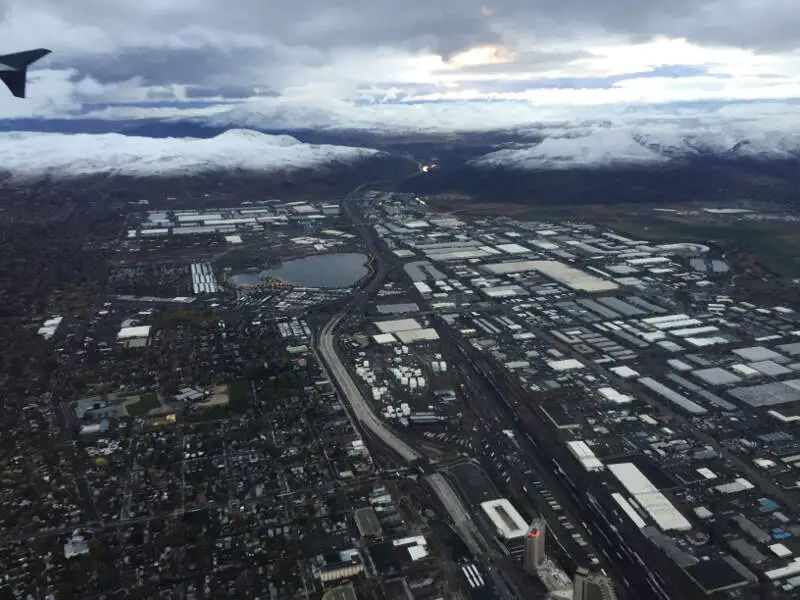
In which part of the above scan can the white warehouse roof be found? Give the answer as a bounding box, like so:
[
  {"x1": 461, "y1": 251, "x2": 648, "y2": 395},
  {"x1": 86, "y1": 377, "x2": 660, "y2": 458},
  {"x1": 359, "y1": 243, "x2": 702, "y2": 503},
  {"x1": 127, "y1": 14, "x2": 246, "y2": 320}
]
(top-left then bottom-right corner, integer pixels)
[
  {"x1": 413, "y1": 281, "x2": 432, "y2": 295},
  {"x1": 642, "y1": 314, "x2": 691, "y2": 326},
  {"x1": 496, "y1": 243, "x2": 531, "y2": 254},
  {"x1": 396, "y1": 328, "x2": 440, "y2": 344},
  {"x1": 567, "y1": 441, "x2": 605, "y2": 471},
  {"x1": 480, "y1": 499, "x2": 529, "y2": 540},
  {"x1": 482, "y1": 260, "x2": 618, "y2": 292},
  {"x1": 610, "y1": 366, "x2": 640, "y2": 379},
  {"x1": 483, "y1": 285, "x2": 528, "y2": 298},
  {"x1": 118, "y1": 325, "x2": 151, "y2": 340},
  {"x1": 612, "y1": 493, "x2": 646, "y2": 528},
  {"x1": 598, "y1": 387, "x2": 633, "y2": 404},
  {"x1": 375, "y1": 319, "x2": 421, "y2": 333},
  {"x1": 608, "y1": 462, "x2": 692, "y2": 532},
  {"x1": 548, "y1": 358, "x2": 585, "y2": 372}
]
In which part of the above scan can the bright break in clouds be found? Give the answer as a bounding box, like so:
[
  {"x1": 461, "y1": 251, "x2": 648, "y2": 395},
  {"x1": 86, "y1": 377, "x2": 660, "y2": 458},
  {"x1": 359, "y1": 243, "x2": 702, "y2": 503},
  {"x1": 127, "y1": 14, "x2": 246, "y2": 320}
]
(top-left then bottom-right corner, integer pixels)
[{"x1": 0, "y1": 0, "x2": 799, "y2": 126}]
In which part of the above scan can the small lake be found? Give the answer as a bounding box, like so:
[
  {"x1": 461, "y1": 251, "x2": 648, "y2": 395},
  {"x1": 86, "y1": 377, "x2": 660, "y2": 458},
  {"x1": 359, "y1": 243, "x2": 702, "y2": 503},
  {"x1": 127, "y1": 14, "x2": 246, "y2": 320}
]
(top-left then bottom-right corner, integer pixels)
[{"x1": 231, "y1": 252, "x2": 369, "y2": 288}]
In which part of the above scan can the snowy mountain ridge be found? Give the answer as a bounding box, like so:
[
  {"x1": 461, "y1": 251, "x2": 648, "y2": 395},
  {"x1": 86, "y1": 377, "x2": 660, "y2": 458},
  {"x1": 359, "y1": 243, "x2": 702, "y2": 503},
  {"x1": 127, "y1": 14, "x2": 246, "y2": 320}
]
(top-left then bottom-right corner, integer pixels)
[
  {"x1": 2, "y1": 101, "x2": 800, "y2": 175},
  {"x1": 472, "y1": 120, "x2": 800, "y2": 169},
  {"x1": 196, "y1": 99, "x2": 800, "y2": 170},
  {"x1": 0, "y1": 129, "x2": 382, "y2": 179}
]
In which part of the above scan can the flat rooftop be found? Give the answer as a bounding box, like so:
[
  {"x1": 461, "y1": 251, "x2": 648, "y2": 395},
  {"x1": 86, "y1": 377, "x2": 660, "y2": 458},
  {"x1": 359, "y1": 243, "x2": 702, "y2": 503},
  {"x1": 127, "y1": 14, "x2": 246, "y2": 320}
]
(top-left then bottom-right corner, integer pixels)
[
  {"x1": 729, "y1": 380, "x2": 800, "y2": 407},
  {"x1": 354, "y1": 507, "x2": 382, "y2": 537},
  {"x1": 482, "y1": 260, "x2": 618, "y2": 292},
  {"x1": 684, "y1": 557, "x2": 754, "y2": 594},
  {"x1": 480, "y1": 498, "x2": 529, "y2": 540},
  {"x1": 322, "y1": 584, "x2": 357, "y2": 600},
  {"x1": 375, "y1": 318, "x2": 421, "y2": 333}
]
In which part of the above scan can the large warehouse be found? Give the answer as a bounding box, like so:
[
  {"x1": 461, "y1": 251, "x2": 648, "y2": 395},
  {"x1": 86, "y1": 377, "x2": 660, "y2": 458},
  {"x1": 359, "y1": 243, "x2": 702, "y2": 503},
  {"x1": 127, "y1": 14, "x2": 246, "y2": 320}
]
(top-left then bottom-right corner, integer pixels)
[{"x1": 482, "y1": 260, "x2": 618, "y2": 292}]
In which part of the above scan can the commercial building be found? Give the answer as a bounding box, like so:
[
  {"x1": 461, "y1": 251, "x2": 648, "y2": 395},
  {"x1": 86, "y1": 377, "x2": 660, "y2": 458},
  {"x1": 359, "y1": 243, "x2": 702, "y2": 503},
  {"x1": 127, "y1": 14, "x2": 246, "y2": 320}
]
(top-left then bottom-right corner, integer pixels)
[
  {"x1": 607, "y1": 462, "x2": 692, "y2": 532},
  {"x1": 480, "y1": 498, "x2": 529, "y2": 559},
  {"x1": 314, "y1": 549, "x2": 364, "y2": 583},
  {"x1": 524, "y1": 518, "x2": 547, "y2": 573},
  {"x1": 354, "y1": 507, "x2": 382, "y2": 539},
  {"x1": 482, "y1": 260, "x2": 619, "y2": 292}
]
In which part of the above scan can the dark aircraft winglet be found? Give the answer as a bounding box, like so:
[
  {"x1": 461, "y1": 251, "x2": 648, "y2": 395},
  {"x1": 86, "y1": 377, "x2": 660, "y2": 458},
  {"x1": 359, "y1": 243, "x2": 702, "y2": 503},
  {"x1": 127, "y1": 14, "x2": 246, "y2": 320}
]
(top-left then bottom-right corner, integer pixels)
[{"x1": 0, "y1": 48, "x2": 52, "y2": 98}]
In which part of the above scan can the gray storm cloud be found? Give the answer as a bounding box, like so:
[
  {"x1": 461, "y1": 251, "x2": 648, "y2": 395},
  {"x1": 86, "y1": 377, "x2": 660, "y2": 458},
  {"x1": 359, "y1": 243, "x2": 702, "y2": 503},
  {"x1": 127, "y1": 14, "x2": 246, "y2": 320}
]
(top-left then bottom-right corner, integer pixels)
[
  {"x1": 23, "y1": 0, "x2": 800, "y2": 50},
  {"x1": 3, "y1": 0, "x2": 800, "y2": 100}
]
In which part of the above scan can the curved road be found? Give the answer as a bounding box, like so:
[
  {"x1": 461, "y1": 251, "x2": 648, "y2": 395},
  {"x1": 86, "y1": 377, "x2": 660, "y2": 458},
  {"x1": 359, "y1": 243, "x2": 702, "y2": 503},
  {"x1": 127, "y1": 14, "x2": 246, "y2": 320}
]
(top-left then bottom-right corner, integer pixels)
[
  {"x1": 316, "y1": 180, "x2": 423, "y2": 464},
  {"x1": 318, "y1": 312, "x2": 423, "y2": 463}
]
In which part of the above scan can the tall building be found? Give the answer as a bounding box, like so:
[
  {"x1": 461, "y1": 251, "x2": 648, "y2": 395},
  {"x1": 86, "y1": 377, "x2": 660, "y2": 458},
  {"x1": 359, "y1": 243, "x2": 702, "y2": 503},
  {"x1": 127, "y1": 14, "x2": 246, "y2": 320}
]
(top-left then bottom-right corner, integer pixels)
[
  {"x1": 573, "y1": 567, "x2": 618, "y2": 600},
  {"x1": 480, "y1": 499, "x2": 529, "y2": 561},
  {"x1": 523, "y1": 518, "x2": 546, "y2": 573}
]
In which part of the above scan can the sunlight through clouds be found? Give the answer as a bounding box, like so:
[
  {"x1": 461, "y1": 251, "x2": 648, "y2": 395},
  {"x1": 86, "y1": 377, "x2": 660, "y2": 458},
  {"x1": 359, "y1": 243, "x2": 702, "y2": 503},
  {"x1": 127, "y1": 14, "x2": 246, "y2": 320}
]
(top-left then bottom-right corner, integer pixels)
[{"x1": 0, "y1": 0, "x2": 797, "y2": 122}]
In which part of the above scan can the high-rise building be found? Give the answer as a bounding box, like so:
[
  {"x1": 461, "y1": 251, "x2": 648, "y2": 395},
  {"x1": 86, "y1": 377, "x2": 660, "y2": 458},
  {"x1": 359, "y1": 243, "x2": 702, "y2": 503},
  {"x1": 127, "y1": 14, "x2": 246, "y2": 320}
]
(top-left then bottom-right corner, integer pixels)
[
  {"x1": 573, "y1": 567, "x2": 618, "y2": 600},
  {"x1": 480, "y1": 498, "x2": 530, "y2": 560},
  {"x1": 523, "y1": 518, "x2": 546, "y2": 573}
]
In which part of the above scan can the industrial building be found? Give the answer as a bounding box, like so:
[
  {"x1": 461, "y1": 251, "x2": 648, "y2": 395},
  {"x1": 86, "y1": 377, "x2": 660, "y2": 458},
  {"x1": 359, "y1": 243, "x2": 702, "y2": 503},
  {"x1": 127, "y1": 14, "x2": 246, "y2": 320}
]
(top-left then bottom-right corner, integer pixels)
[
  {"x1": 607, "y1": 463, "x2": 692, "y2": 532},
  {"x1": 190, "y1": 262, "x2": 220, "y2": 294},
  {"x1": 482, "y1": 260, "x2": 619, "y2": 293},
  {"x1": 353, "y1": 192, "x2": 800, "y2": 598}
]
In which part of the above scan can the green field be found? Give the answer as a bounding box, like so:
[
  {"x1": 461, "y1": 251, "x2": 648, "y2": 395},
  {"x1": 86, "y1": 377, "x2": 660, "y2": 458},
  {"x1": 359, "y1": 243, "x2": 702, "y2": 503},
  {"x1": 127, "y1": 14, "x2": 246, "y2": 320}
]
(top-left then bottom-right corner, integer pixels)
[
  {"x1": 426, "y1": 193, "x2": 800, "y2": 283},
  {"x1": 598, "y1": 215, "x2": 800, "y2": 278}
]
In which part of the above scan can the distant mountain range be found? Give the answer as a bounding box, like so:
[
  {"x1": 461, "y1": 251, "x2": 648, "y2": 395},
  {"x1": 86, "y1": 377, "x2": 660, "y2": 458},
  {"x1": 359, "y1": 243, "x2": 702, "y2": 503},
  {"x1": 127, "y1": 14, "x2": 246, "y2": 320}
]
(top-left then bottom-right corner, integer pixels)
[
  {"x1": 3, "y1": 100, "x2": 800, "y2": 171},
  {"x1": 472, "y1": 123, "x2": 800, "y2": 170},
  {"x1": 0, "y1": 129, "x2": 388, "y2": 180},
  {"x1": 1, "y1": 100, "x2": 799, "y2": 204}
]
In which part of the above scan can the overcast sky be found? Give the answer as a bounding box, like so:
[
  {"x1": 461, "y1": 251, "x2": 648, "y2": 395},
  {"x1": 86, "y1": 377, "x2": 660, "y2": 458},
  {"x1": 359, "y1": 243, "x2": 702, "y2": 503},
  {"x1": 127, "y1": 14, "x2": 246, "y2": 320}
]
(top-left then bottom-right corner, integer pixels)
[{"x1": 1, "y1": 0, "x2": 799, "y2": 123}]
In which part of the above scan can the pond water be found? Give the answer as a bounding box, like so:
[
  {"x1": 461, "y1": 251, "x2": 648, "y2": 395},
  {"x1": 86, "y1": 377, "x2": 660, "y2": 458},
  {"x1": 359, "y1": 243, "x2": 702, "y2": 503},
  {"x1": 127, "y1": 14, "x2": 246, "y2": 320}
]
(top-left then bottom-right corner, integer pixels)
[{"x1": 230, "y1": 252, "x2": 369, "y2": 288}]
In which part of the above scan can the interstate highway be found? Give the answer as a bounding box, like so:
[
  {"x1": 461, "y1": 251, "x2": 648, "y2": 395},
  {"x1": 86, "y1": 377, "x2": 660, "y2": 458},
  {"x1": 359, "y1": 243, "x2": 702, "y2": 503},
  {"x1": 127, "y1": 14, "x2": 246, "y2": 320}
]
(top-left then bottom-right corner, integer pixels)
[
  {"x1": 315, "y1": 182, "x2": 423, "y2": 464},
  {"x1": 317, "y1": 312, "x2": 422, "y2": 463}
]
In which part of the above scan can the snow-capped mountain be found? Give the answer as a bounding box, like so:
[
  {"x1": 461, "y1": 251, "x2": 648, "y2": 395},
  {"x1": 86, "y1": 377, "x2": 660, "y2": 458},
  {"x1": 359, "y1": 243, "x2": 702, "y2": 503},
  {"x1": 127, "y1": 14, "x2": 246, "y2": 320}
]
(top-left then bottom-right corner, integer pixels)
[
  {"x1": 196, "y1": 99, "x2": 800, "y2": 169},
  {"x1": 0, "y1": 129, "x2": 381, "y2": 178},
  {"x1": 2, "y1": 100, "x2": 800, "y2": 173},
  {"x1": 472, "y1": 118, "x2": 800, "y2": 170}
]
